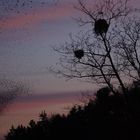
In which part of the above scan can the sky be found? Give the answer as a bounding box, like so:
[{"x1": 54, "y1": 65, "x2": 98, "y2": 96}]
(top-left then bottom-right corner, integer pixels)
[
  {"x1": 0, "y1": 0, "x2": 94, "y2": 94},
  {"x1": 0, "y1": 0, "x2": 140, "y2": 139},
  {"x1": 0, "y1": 0, "x2": 94, "y2": 139}
]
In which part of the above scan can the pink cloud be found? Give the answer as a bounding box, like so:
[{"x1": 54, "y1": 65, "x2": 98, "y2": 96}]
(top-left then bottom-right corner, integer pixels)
[
  {"x1": 0, "y1": 92, "x2": 81, "y2": 139},
  {"x1": 8, "y1": 98, "x2": 77, "y2": 112},
  {"x1": 1, "y1": 0, "x2": 138, "y2": 30},
  {"x1": 6, "y1": 92, "x2": 81, "y2": 113},
  {"x1": 0, "y1": 4, "x2": 75, "y2": 30}
]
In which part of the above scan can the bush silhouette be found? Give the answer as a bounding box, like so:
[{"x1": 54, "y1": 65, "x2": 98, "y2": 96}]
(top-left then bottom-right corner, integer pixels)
[{"x1": 5, "y1": 84, "x2": 140, "y2": 140}]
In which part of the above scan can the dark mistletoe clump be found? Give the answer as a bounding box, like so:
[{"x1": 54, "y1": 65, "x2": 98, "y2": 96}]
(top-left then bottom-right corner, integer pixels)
[
  {"x1": 74, "y1": 49, "x2": 84, "y2": 59},
  {"x1": 5, "y1": 83, "x2": 140, "y2": 140},
  {"x1": 94, "y1": 19, "x2": 109, "y2": 35}
]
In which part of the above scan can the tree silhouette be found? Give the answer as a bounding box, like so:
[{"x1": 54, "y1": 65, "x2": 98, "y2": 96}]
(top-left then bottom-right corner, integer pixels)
[
  {"x1": 5, "y1": 84, "x2": 140, "y2": 140},
  {"x1": 4, "y1": 0, "x2": 140, "y2": 140},
  {"x1": 51, "y1": 0, "x2": 140, "y2": 95}
]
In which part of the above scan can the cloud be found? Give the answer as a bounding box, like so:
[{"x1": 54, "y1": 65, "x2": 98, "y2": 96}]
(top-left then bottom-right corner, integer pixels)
[
  {"x1": 15, "y1": 92, "x2": 80, "y2": 103},
  {"x1": 0, "y1": 91, "x2": 81, "y2": 139},
  {"x1": 0, "y1": 3, "x2": 75, "y2": 30},
  {"x1": 6, "y1": 91, "x2": 81, "y2": 111}
]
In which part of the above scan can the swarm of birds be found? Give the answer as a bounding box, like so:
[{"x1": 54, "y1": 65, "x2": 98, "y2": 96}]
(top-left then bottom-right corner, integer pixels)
[
  {"x1": 0, "y1": 0, "x2": 48, "y2": 14},
  {"x1": 94, "y1": 19, "x2": 109, "y2": 35},
  {"x1": 74, "y1": 49, "x2": 84, "y2": 59}
]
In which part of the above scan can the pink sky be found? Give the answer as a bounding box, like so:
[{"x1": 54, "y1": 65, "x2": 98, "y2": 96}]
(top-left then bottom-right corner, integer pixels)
[
  {"x1": 0, "y1": 92, "x2": 83, "y2": 139},
  {"x1": 0, "y1": 0, "x2": 140, "y2": 140},
  {"x1": 0, "y1": 1, "x2": 83, "y2": 139},
  {"x1": 0, "y1": 4, "x2": 75, "y2": 30}
]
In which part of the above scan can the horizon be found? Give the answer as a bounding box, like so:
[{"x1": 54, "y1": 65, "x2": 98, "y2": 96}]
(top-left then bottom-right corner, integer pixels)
[
  {"x1": 0, "y1": 0, "x2": 140, "y2": 140},
  {"x1": 0, "y1": 91, "x2": 86, "y2": 139}
]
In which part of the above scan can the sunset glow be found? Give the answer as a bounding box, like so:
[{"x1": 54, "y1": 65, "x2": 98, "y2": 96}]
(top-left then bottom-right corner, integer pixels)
[{"x1": 0, "y1": 0, "x2": 140, "y2": 140}]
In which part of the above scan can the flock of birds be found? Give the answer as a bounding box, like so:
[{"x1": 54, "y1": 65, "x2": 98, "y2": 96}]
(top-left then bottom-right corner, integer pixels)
[{"x1": 0, "y1": 0, "x2": 50, "y2": 14}]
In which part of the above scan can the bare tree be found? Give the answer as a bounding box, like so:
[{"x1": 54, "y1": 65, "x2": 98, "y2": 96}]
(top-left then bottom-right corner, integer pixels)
[
  {"x1": 52, "y1": 0, "x2": 140, "y2": 95},
  {"x1": 115, "y1": 17, "x2": 140, "y2": 81},
  {"x1": 0, "y1": 79, "x2": 28, "y2": 114}
]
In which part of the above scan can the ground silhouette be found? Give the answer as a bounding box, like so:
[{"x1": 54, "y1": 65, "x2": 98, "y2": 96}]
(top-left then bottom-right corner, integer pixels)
[{"x1": 5, "y1": 82, "x2": 140, "y2": 140}]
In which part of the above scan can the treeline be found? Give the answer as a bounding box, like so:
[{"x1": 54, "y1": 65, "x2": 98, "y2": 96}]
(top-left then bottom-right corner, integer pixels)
[{"x1": 5, "y1": 82, "x2": 140, "y2": 140}]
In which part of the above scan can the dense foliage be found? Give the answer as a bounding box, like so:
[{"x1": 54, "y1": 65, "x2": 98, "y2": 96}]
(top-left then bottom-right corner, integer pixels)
[{"x1": 5, "y1": 83, "x2": 140, "y2": 140}]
